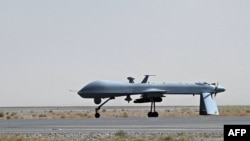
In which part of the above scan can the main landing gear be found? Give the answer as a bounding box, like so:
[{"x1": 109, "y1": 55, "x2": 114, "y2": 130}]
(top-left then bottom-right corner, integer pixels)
[
  {"x1": 148, "y1": 101, "x2": 158, "y2": 117},
  {"x1": 95, "y1": 97, "x2": 114, "y2": 118},
  {"x1": 93, "y1": 97, "x2": 158, "y2": 118}
]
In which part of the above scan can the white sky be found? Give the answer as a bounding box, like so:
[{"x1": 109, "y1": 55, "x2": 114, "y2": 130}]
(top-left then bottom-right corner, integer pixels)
[{"x1": 0, "y1": 0, "x2": 249, "y2": 107}]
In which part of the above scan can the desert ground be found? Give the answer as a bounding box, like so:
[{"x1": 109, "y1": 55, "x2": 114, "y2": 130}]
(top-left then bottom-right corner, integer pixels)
[
  {"x1": 0, "y1": 105, "x2": 250, "y2": 120},
  {"x1": 0, "y1": 105, "x2": 249, "y2": 141}
]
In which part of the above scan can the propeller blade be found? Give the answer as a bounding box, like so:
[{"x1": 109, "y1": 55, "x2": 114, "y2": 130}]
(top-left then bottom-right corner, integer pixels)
[
  {"x1": 210, "y1": 82, "x2": 219, "y2": 98},
  {"x1": 214, "y1": 82, "x2": 219, "y2": 97}
]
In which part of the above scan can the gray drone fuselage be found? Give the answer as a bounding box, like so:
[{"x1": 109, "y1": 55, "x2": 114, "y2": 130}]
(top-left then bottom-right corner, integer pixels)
[{"x1": 78, "y1": 80, "x2": 225, "y2": 98}]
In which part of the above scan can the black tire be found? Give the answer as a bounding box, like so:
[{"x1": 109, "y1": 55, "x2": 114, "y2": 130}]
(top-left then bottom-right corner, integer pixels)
[
  {"x1": 148, "y1": 112, "x2": 153, "y2": 117},
  {"x1": 152, "y1": 112, "x2": 158, "y2": 117},
  {"x1": 95, "y1": 113, "x2": 100, "y2": 118}
]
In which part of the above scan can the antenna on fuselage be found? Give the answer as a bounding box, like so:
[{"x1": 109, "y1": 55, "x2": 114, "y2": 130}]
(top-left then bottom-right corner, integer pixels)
[
  {"x1": 141, "y1": 75, "x2": 156, "y2": 83},
  {"x1": 127, "y1": 77, "x2": 135, "y2": 83}
]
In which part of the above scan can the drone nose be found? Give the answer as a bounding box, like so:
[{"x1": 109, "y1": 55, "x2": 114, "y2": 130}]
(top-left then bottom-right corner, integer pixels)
[{"x1": 77, "y1": 89, "x2": 84, "y2": 97}]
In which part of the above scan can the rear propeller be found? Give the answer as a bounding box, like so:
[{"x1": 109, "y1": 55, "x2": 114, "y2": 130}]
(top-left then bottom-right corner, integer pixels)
[{"x1": 211, "y1": 82, "x2": 219, "y2": 98}]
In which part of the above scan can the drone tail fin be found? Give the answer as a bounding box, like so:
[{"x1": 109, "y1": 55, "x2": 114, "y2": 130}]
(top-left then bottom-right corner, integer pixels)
[{"x1": 199, "y1": 92, "x2": 219, "y2": 115}]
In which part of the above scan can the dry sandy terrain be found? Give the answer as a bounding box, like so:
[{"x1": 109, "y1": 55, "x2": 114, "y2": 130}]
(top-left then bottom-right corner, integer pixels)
[
  {"x1": 0, "y1": 106, "x2": 249, "y2": 141},
  {"x1": 0, "y1": 105, "x2": 250, "y2": 119}
]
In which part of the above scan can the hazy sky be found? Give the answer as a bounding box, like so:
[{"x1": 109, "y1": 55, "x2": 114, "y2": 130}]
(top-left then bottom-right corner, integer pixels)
[{"x1": 1, "y1": 0, "x2": 249, "y2": 107}]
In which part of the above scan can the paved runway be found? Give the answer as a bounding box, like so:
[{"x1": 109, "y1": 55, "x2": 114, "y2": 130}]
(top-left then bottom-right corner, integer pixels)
[{"x1": 0, "y1": 116, "x2": 249, "y2": 134}]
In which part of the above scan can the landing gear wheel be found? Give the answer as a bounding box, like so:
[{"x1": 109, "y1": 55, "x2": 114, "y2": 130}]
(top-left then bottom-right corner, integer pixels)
[
  {"x1": 148, "y1": 112, "x2": 158, "y2": 117},
  {"x1": 148, "y1": 112, "x2": 153, "y2": 117},
  {"x1": 152, "y1": 112, "x2": 158, "y2": 117},
  {"x1": 95, "y1": 113, "x2": 100, "y2": 118}
]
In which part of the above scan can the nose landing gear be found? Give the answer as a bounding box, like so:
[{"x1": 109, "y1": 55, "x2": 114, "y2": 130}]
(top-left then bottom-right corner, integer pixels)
[{"x1": 94, "y1": 97, "x2": 114, "y2": 118}]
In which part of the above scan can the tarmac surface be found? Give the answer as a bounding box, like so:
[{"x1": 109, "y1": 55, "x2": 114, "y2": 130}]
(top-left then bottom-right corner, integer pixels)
[{"x1": 1, "y1": 116, "x2": 249, "y2": 134}]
